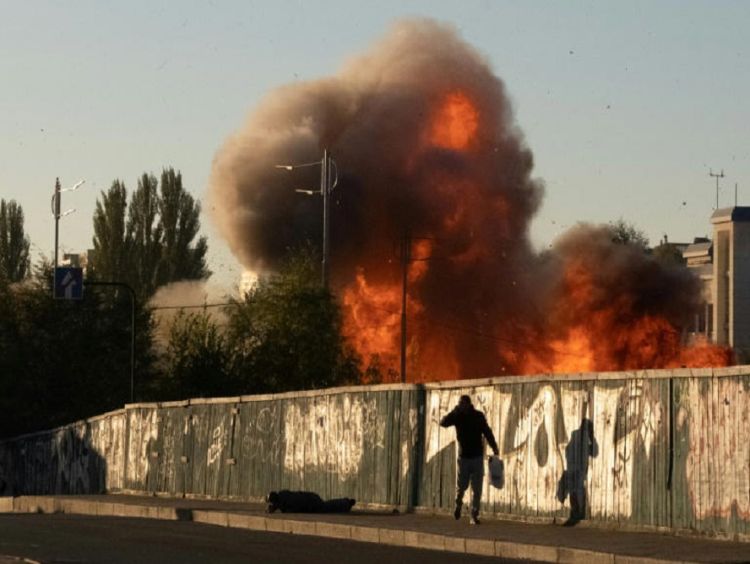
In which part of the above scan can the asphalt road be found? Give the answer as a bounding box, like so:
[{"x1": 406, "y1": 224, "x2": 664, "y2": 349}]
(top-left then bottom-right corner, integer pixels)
[{"x1": 0, "y1": 514, "x2": 535, "y2": 564}]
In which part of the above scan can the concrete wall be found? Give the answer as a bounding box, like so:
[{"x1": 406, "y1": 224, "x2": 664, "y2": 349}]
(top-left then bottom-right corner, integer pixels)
[{"x1": 2, "y1": 366, "x2": 750, "y2": 538}]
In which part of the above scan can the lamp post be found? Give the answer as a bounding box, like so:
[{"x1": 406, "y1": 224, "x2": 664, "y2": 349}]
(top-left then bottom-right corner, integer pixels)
[
  {"x1": 275, "y1": 149, "x2": 338, "y2": 287},
  {"x1": 50, "y1": 177, "x2": 86, "y2": 268}
]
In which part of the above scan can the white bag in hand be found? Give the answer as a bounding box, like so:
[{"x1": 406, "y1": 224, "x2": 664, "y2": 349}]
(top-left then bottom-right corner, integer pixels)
[{"x1": 488, "y1": 455, "x2": 504, "y2": 489}]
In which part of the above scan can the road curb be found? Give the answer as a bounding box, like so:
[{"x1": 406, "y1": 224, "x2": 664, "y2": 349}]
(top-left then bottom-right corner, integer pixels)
[{"x1": 0, "y1": 497, "x2": 699, "y2": 564}]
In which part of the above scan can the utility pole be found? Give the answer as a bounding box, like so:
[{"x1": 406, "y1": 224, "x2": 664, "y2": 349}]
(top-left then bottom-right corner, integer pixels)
[
  {"x1": 400, "y1": 230, "x2": 411, "y2": 384},
  {"x1": 50, "y1": 177, "x2": 85, "y2": 275},
  {"x1": 710, "y1": 169, "x2": 725, "y2": 209},
  {"x1": 53, "y1": 178, "x2": 61, "y2": 268},
  {"x1": 321, "y1": 149, "x2": 330, "y2": 288},
  {"x1": 276, "y1": 150, "x2": 337, "y2": 289}
]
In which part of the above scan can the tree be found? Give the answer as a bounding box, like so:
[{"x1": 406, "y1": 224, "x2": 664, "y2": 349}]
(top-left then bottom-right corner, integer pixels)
[
  {"x1": 91, "y1": 180, "x2": 131, "y2": 283},
  {"x1": 0, "y1": 261, "x2": 156, "y2": 437},
  {"x1": 157, "y1": 168, "x2": 209, "y2": 285},
  {"x1": 225, "y1": 247, "x2": 360, "y2": 394},
  {"x1": 128, "y1": 173, "x2": 163, "y2": 298},
  {"x1": 0, "y1": 199, "x2": 30, "y2": 282},
  {"x1": 653, "y1": 242, "x2": 686, "y2": 266},
  {"x1": 91, "y1": 169, "x2": 211, "y2": 299},
  {"x1": 608, "y1": 218, "x2": 649, "y2": 251},
  {"x1": 160, "y1": 310, "x2": 232, "y2": 399}
]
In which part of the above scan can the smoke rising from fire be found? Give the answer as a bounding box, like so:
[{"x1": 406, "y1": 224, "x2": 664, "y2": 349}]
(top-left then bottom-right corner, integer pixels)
[
  {"x1": 150, "y1": 281, "x2": 226, "y2": 348},
  {"x1": 210, "y1": 19, "x2": 730, "y2": 380}
]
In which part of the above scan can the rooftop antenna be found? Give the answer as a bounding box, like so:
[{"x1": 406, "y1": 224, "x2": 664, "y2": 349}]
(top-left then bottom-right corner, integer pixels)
[{"x1": 709, "y1": 169, "x2": 724, "y2": 209}]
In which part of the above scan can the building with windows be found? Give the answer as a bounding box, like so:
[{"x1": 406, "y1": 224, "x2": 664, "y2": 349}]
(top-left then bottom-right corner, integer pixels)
[
  {"x1": 61, "y1": 250, "x2": 93, "y2": 275},
  {"x1": 683, "y1": 207, "x2": 750, "y2": 361}
]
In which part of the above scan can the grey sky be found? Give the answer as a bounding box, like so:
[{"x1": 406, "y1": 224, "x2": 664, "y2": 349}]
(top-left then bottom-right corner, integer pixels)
[{"x1": 2, "y1": 1, "x2": 748, "y2": 292}]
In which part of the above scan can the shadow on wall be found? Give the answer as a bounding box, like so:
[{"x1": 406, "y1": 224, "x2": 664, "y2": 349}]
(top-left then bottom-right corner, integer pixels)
[
  {"x1": 557, "y1": 418, "x2": 598, "y2": 526},
  {"x1": 0, "y1": 422, "x2": 107, "y2": 496},
  {"x1": 418, "y1": 442, "x2": 457, "y2": 510}
]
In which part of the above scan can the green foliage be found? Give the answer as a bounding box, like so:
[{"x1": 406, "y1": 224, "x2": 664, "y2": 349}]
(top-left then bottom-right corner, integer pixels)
[
  {"x1": 90, "y1": 168, "x2": 210, "y2": 299},
  {"x1": 158, "y1": 168, "x2": 209, "y2": 285},
  {"x1": 225, "y1": 247, "x2": 361, "y2": 394},
  {"x1": 128, "y1": 173, "x2": 163, "y2": 297},
  {"x1": 608, "y1": 218, "x2": 650, "y2": 251},
  {"x1": 0, "y1": 225, "x2": 361, "y2": 436},
  {"x1": 652, "y1": 242, "x2": 686, "y2": 266},
  {"x1": 0, "y1": 199, "x2": 30, "y2": 282},
  {"x1": 0, "y1": 262, "x2": 156, "y2": 438},
  {"x1": 91, "y1": 180, "x2": 130, "y2": 283},
  {"x1": 159, "y1": 310, "x2": 232, "y2": 399},
  {"x1": 149, "y1": 248, "x2": 362, "y2": 400}
]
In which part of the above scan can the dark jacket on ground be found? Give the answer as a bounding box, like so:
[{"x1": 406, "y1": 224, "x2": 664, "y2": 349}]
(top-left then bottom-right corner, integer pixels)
[{"x1": 440, "y1": 407, "x2": 499, "y2": 459}]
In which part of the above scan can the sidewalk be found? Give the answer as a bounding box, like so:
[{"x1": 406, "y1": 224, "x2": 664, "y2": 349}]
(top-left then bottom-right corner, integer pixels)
[{"x1": 2, "y1": 494, "x2": 748, "y2": 564}]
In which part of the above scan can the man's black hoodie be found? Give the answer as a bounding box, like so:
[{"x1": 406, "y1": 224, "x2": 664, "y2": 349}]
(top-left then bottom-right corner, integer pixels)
[{"x1": 440, "y1": 406, "x2": 499, "y2": 459}]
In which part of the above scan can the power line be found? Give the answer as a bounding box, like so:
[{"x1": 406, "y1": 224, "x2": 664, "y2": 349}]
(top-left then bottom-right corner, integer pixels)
[{"x1": 150, "y1": 301, "x2": 236, "y2": 311}]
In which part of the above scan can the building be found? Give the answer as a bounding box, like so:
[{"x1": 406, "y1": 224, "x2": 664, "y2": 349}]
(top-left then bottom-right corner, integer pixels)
[
  {"x1": 683, "y1": 207, "x2": 750, "y2": 361},
  {"x1": 61, "y1": 250, "x2": 93, "y2": 275},
  {"x1": 683, "y1": 237, "x2": 713, "y2": 337}
]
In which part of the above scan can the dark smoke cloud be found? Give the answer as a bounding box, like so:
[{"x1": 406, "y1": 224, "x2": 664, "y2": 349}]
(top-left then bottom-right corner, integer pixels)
[
  {"x1": 209, "y1": 19, "x2": 541, "y2": 272},
  {"x1": 209, "y1": 19, "x2": 707, "y2": 378},
  {"x1": 531, "y1": 225, "x2": 703, "y2": 367},
  {"x1": 549, "y1": 225, "x2": 701, "y2": 328}
]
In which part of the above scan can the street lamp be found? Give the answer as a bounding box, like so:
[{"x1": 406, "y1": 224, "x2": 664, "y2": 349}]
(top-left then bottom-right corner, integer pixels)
[
  {"x1": 276, "y1": 149, "x2": 338, "y2": 287},
  {"x1": 50, "y1": 177, "x2": 86, "y2": 268}
]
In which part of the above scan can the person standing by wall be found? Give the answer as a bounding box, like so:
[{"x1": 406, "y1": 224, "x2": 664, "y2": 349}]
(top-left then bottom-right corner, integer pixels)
[{"x1": 440, "y1": 394, "x2": 499, "y2": 524}]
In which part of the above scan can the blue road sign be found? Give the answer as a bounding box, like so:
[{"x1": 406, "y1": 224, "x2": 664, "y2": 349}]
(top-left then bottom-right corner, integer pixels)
[{"x1": 54, "y1": 267, "x2": 84, "y2": 300}]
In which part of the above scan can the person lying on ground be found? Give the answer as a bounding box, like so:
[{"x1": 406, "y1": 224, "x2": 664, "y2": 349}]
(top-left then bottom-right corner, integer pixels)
[{"x1": 266, "y1": 490, "x2": 356, "y2": 514}]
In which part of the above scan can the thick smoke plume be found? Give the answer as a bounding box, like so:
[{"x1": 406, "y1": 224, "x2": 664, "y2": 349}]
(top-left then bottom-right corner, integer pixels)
[
  {"x1": 210, "y1": 19, "x2": 730, "y2": 380},
  {"x1": 150, "y1": 281, "x2": 226, "y2": 348}
]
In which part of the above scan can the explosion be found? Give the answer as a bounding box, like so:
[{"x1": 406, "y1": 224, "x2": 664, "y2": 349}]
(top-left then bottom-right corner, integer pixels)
[{"x1": 209, "y1": 19, "x2": 731, "y2": 381}]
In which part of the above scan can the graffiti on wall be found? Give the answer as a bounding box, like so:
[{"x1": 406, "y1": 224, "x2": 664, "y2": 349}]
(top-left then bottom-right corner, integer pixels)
[
  {"x1": 425, "y1": 379, "x2": 665, "y2": 519},
  {"x1": 283, "y1": 395, "x2": 384, "y2": 479},
  {"x1": 4, "y1": 370, "x2": 750, "y2": 538},
  {"x1": 90, "y1": 413, "x2": 125, "y2": 491},
  {"x1": 125, "y1": 409, "x2": 159, "y2": 487},
  {"x1": 680, "y1": 377, "x2": 750, "y2": 520},
  {"x1": 241, "y1": 405, "x2": 281, "y2": 464}
]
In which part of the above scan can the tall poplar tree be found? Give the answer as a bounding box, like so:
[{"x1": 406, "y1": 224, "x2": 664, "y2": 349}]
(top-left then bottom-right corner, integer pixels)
[
  {"x1": 91, "y1": 169, "x2": 210, "y2": 299},
  {"x1": 128, "y1": 173, "x2": 163, "y2": 298},
  {"x1": 91, "y1": 180, "x2": 131, "y2": 283},
  {"x1": 0, "y1": 199, "x2": 31, "y2": 283},
  {"x1": 158, "y1": 167, "x2": 209, "y2": 285}
]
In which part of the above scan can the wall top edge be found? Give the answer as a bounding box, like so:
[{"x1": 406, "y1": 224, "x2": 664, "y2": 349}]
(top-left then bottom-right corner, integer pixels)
[
  {"x1": 4, "y1": 366, "x2": 748, "y2": 442},
  {"x1": 115, "y1": 365, "x2": 750, "y2": 410}
]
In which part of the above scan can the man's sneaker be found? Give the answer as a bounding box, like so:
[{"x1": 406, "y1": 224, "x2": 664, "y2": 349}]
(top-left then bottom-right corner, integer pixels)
[
  {"x1": 453, "y1": 503, "x2": 462, "y2": 520},
  {"x1": 469, "y1": 514, "x2": 480, "y2": 525}
]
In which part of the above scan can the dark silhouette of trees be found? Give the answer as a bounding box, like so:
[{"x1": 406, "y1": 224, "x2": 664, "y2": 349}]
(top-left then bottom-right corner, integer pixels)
[
  {"x1": 0, "y1": 199, "x2": 30, "y2": 282},
  {"x1": 128, "y1": 173, "x2": 163, "y2": 298},
  {"x1": 90, "y1": 168, "x2": 210, "y2": 299},
  {"x1": 0, "y1": 184, "x2": 365, "y2": 437},
  {"x1": 91, "y1": 180, "x2": 130, "y2": 284},
  {"x1": 158, "y1": 309, "x2": 233, "y2": 399},
  {"x1": 0, "y1": 263, "x2": 154, "y2": 438},
  {"x1": 157, "y1": 168, "x2": 209, "y2": 285},
  {"x1": 224, "y1": 248, "x2": 361, "y2": 394},
  {"x1": 608, "y1": 218, "x2": 649, "y2": 251}
]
